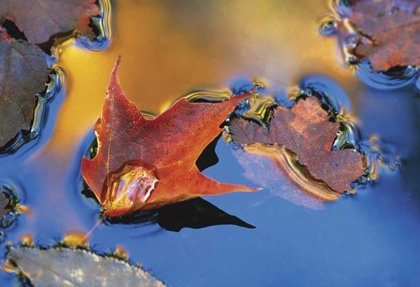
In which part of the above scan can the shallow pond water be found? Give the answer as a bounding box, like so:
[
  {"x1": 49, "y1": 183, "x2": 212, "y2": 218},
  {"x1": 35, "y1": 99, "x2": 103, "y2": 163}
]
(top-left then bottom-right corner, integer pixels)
[{"x1": 1, "y1": 1, "x2": 420, "y2": 286}]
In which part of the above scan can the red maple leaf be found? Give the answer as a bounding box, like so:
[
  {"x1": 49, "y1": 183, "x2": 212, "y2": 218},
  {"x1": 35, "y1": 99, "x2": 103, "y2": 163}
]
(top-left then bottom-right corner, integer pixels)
[
  {"x1": 229, "y1": 96, "x2": 365, "y2": 194},
  {"x1": 81, "y1": 57, "x2": 259, "y2": 217},
  {"x1": 0, "y1": 0, "x2": 99, "y2": 44}
]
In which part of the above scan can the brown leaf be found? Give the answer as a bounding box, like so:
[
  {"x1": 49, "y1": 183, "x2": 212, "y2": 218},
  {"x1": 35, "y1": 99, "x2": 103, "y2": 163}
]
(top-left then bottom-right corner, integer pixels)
[
  {"x1": 0, "y1": 187, "x2": 11, "y2": 224},
  {"x1": 348, "y1": 0, "x2": 420, "y2": 71},
  {"x1": 0, "y1": 29, "x2": 49, "y2": 148},
  {"x1": 0, "y1": 0, "x2": 99, "y2": 44},
  {"x1": 81, "y1": 57, "x2": 259, "y2": 217},
  {"x1": 229, "y1": 96, "x2": 364, "y2": 193}
]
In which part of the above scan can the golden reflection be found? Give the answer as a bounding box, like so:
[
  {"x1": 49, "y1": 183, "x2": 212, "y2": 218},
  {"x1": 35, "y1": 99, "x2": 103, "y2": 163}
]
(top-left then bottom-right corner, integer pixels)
[
  {"x1": 63, "y1": 233, "x2": 89, "y2": 248},
  {"x1": 17, "y1": 234, "x2": 34, "y2": 246},
  {"x1": 242, "y1": 94, "x2": 277, "y2": 126},
  {"x1": 44, "y1": 0, "x2": 361, "y2": 158},
  {"x1": 114, "y1": 245, "x2": 130, "y2": 260}
]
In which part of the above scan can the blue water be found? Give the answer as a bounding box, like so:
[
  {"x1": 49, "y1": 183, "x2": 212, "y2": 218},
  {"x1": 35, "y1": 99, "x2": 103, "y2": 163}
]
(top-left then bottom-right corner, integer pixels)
[
  {"x1": 2, "y1": 0, "x2": 420, "y2": 285},
  {"x1": 1, "y1": 73, "x2": 420, "y2": 286}
]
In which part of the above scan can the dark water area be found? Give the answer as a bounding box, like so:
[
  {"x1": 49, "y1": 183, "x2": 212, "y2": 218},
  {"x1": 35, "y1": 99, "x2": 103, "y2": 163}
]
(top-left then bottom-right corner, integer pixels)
[{"x1": 2, "y1": 1, "x2": 420, "y2": 286}]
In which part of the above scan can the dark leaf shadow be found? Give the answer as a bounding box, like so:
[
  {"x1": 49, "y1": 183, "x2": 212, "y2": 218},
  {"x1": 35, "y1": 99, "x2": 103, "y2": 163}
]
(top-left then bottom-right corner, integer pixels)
[
  {"x1": 105, "y1": 197, "x2": 255, "y2": 232},
  {"x1": 196, "y1": 134, "x2": 220, "y2": 172},
  {"x1": 156, "y1": 197, "x2": 255, "y2": 232}
]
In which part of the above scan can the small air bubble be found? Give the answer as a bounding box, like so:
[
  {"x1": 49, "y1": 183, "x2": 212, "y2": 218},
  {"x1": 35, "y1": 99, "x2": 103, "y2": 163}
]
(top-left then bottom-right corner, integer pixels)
[{"x1": 318, "y1": 15, "x2": 339, "y2": 36}]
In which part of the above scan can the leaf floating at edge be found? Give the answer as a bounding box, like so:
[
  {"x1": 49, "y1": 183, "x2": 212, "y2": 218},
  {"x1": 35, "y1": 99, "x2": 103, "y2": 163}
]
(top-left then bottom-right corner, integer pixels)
[
  {"x1": 0, "y1": 187, "x2": 11, "y2": 228},
  {"x1": 0, "y1": 0, "x2": 100, "y2": 44},
  {"x1": 0, "y1": 28, "x2": 49, "y2": 148},
  {"x1": 6, "y1": 247, "x2": 166, "y2": 287},
  {"x1": 331, "y1": 0, "x2": 420, "y2": 71}
]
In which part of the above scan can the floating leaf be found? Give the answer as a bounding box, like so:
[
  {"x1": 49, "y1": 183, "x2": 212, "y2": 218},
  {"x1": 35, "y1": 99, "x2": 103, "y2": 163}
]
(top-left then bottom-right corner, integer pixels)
[
  {"x1": 6, "y1": 247, "x2": 166, "y2": 287},
  {"x1": 0, "y1": 187, "x2": 11, "y2": 225},
  {"x1": 229, "y1": 96, "x2": 364, "y2": 193},
  {"x1": 82, "y1": 57, "x2": 259, "y2": 217},
  {"x1": 0, "y1": 29, "x2": 49, "y2": 148},
  {"x1": 0, "y1": 0, "x2": 99, "y2": 44},
  {"x1": 336, "y1": 0, "x2": 420, "y2": 71}
]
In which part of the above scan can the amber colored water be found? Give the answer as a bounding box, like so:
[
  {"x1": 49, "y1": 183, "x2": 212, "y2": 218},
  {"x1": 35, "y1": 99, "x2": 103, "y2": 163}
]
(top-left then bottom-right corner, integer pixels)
[{"x1": 1, "y1": 1, "x2": 420, "y2": 286}]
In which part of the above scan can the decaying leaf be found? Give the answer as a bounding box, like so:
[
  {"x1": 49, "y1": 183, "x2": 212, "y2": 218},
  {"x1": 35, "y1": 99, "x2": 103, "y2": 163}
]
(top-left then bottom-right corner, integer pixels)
[
  {"x1": 0, "y1": 0, "x2": 99, "y2": 44},
  {"x1": 229, "y1": 96, "x2": 364, "y2": 193},
  {"x1": 0, "y1": 187, "x2": 11, "y2": 224},
  {"x1": 81, "y1": 57, "x2": 259, "y2": 217},
  {"x1": 341, "y1": 0, "x2": 420, "y2": 71},
  {"x1": 7, "y1": 247, "x2": 166, "y2": 287},
  {"x1": 0, "y1": 28, "x2": 49, "y2": 148}
]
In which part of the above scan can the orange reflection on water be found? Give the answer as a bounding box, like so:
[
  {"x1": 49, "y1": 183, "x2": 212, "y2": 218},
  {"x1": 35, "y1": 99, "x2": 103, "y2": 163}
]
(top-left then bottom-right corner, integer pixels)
[{"x1": 48, "y1": 0, "x2": 360, "y2": 155}]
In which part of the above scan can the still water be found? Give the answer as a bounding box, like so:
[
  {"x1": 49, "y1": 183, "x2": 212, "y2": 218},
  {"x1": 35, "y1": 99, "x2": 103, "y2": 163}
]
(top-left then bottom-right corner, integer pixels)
[{"x1": 1, "y1": 0, "x2": 420, "y2": 286}]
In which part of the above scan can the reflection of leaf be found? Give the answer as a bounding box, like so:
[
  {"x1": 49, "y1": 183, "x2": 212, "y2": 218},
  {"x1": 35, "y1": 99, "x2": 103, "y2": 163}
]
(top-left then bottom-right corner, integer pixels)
[
  {"x1": 0, "y1": 29, "x2": 49, "y2": 148},
  {"x1": 232, "y1": 144, "x2": 334, "y2": 209},
  {"x1": 229, "y1": 96, "x2": 364, "y2": 193},
  {"x1": 7, "y1": 247, "x2": 166, "y2": 287},
  {"x1": 347, "y1": 0, "x2": 420, "y2": 71},
  {"x1": 0, "y1": 0, "x2": 99, "y2": 44},
  {"x1": 82, "y1": 57, "x2": 259, "y2": 217},
  {"x1": 195, "y1": 134, "x2": 220, "y2": 172},
  {"x1": 107, "y1": 197, "x2": 255, "y2": 232},
  {"x1": 157, "y1": 197, "x2": 255, "y2": 232}
]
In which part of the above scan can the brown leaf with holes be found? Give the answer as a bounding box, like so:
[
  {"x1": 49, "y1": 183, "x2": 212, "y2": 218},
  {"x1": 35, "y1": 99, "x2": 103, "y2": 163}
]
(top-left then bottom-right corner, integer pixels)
[
  {"x1": 347, "y1": 0, "x2": 420, "y2": 71},
  {"x1": 0, "y1": 0, "x2": 99, "y2": 44},
  {"x1": 81, "y1": 57, "x2": 259, "y2": 217},
  {"x1": 0, "y1": 28, "x2": 49, "y2": 148},
  {"x1": 229, "y1": 96, "x2": 365, "y2": 193}
]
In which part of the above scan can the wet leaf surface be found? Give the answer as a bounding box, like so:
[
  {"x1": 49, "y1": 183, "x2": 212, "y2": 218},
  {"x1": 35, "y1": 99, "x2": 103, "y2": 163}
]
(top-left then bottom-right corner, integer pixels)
[
  {"x1": 229, "y1": 96, "x2": 364, "y2": 193},
  {"x1": 347, "y1": 0, "x2": 420, "y2": 71},
  {"x1": 82, "y1": 57, "x2": 259, "y2": 217},
  {"x1": 0, "y1": 28, "x2": 49, "y2": 148},
  {"x1": 0, "y1": 0, "x2": 99, "y2": 44},
  {"x1": 0, "y1": 188, "x2": 10, "y2": 224},
  {"x1": 7, "y1": 247, "x2": 166, "y2": 287}
]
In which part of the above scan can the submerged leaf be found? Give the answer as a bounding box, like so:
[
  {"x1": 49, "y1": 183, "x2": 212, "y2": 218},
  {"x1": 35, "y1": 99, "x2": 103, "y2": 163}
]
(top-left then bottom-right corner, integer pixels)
[
  {"x1": 7, "y1": 247, "x2": 166, "y2": 287},
  {"x1": 0, "y1": 0, "x2": 99, "y2": 44},
  {"x1": 0, "y1": 29, "x2": 49, "y2": 148},
  {"x1": 229, "y1": 96, "x2": 364, "y2": 193},
  {"x1": 82, "y1": 57, "x2": 259, "y2": 217}
]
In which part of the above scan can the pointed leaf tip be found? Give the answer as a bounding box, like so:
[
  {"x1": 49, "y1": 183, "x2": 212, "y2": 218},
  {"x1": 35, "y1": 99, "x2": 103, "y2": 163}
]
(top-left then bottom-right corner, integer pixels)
[{"x1": 111, "y1": 56, "x2": 122, "y2": 75}]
